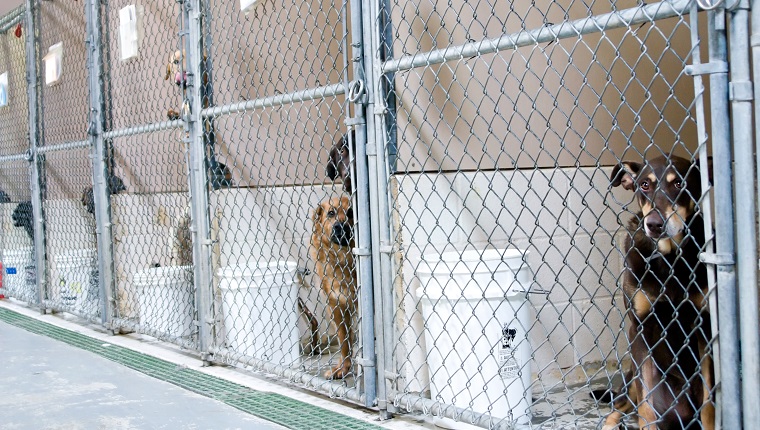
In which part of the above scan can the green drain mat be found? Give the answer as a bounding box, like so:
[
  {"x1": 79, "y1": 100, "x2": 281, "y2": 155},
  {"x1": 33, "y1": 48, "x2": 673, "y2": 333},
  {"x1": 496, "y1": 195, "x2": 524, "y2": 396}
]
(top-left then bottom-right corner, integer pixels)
[{"x1": 0, "y1": 307, "x2": 382, "y2": 430}]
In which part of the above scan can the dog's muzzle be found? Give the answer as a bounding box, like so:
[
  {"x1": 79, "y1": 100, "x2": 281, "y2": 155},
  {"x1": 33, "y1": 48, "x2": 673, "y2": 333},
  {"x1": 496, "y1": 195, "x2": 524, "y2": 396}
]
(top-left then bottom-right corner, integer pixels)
[
  {"x1": 330, "y1": 222, "x2": 353, "y2": 247},
  {"x1": 645, "y1": 209, "x2": 685, "y2": 240}
]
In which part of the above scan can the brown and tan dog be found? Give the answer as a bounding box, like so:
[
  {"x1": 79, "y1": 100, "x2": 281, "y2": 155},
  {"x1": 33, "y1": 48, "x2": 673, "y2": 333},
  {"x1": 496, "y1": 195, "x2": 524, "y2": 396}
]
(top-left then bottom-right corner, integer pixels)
[
  {"x1": 310, "y1": 196, "x2": 356, "y2": 379},
  {"x1": 600, "y1": 155, "x2": 714, "y2": 430}
]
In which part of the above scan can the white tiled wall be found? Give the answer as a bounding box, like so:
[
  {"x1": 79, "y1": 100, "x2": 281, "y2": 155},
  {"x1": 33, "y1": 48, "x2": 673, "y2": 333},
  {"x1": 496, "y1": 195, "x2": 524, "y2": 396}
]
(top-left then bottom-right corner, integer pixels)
[{"x1": 395, "y1": 167, "x2": 634, "y2": 387}]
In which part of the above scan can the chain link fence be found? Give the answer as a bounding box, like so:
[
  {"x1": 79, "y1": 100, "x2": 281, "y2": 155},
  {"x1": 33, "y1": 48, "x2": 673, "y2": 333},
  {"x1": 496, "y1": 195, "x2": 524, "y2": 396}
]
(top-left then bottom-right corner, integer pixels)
[
  {"x1": 379, "y1": 0, "x2": 717, "y2": 428},
  {"x1": 2, "y1": 0, "x2": 759, "y2": 429},
  {"x1": 0, "y1": 6, "x2": 35, "y2": 304}
]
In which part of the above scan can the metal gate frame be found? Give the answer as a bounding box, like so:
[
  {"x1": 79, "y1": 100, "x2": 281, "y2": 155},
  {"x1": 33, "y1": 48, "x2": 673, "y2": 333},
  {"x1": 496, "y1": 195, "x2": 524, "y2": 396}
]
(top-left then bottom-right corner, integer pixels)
[{"x1": 361, "y1": 0, "x2": 754, "y2": 428}]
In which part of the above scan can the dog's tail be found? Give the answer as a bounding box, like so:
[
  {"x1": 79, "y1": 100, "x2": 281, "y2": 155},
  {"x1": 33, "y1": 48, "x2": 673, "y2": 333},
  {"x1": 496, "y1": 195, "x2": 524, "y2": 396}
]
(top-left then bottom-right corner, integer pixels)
[{"x1": 297, "y1": 297, "x2": 321, "y2": 355}]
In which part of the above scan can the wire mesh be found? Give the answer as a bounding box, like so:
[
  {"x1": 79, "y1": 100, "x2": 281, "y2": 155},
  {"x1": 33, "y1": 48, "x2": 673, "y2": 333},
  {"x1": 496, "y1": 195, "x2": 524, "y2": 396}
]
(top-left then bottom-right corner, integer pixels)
[
  {"x1": 0, "y1": 7, "x2": 34, "y2": 303},
  {"x1": 380, "y1": 0, "x2": 716, "y2": 428},
  {"x1": 0, "y1": 0, "x2": 741, "y2": 427},
  {"x1": 201, "y1": 0, "x2": 367, "y2": 398},
  {"x1": 31, "y1": 0, "x2": 100, "y2": 320},
  {"x1": 99, "y1": 0, "x2": 198, "y2": 347}
]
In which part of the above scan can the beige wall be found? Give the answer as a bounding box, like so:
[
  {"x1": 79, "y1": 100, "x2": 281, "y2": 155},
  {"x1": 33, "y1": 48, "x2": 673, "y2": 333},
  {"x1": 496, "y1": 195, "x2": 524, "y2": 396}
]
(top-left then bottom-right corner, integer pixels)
[
  {"x1": 99, "y1": 0, "x2": 349, "y2": 192},
  {"x1": 29, "y1": 1, "x2": 703, "y2": 188},
  {"x1": 391, "y1": 0, "x2": 703, "y2": 171},
  {"x1": 0, "y1": 1, "x2": 23, "y2": 17},
  {"x1": 0, "y1": 23, "x2": 27, "y2": 159}
]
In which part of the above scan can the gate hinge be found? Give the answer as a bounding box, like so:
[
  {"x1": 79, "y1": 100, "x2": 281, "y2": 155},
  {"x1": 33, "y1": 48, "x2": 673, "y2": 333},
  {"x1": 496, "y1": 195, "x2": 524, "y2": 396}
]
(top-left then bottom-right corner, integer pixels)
[
  {"x1": 345, "y1": 117, "x2": 365, "y2": 127},
  {"x1": 699, "y1": 252, "x2": 735, "y2": 266},
  {"x1": 729, "y1": 81, "x2": 754, "y2": 101},
  {"x1": 353, "y1": 247, "x2": 371, "y2": 257},
  {"x1": 685, "y1": 62, "x2": 728, "y2": 76}
]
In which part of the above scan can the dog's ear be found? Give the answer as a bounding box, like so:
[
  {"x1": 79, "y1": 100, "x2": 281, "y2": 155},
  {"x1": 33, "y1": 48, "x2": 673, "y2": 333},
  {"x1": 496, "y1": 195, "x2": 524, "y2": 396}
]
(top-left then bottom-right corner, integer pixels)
[
  {"x1": 313, "y1": 204, "x2": 324, "y2": 224},
  {"x1": 165, "y1": 62, "x2": 171, "y2": 80},
  {"x1": 611, "y1": 161, "x2": 642, "y2": 190},
  {"x1": 327, "y1": 133, "x2": 354, "y2": 180},
  {"x1": 326, "y1": 146, "x2": 340, "y2": 180}
]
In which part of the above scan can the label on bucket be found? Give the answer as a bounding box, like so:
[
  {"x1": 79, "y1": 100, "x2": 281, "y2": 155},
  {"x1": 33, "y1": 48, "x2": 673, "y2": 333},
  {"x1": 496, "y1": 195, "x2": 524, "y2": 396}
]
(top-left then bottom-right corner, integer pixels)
[{"x1": 498, "y1": 325, "x2": 519, "y2": 380}]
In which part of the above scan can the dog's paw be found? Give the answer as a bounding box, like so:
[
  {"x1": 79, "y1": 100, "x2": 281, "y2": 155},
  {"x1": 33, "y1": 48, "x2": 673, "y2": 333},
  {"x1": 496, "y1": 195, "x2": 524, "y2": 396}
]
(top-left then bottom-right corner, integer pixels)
[
  {"x1": 323, "y1": 362, "x2": 351, "y2": 380},
  {"x1": 167, "y1": 109, "x2": 180, "y2": 120}
]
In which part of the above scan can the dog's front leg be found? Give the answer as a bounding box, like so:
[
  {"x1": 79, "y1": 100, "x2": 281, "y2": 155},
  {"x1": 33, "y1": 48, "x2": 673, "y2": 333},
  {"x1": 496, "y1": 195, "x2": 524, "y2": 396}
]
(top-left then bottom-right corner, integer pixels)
[
  {"x1": 324, "y1": 300, "x2": 352, "y2": 380},
  {"x1": 700, "y1": 341, "x2": 715, "y2": 430}
]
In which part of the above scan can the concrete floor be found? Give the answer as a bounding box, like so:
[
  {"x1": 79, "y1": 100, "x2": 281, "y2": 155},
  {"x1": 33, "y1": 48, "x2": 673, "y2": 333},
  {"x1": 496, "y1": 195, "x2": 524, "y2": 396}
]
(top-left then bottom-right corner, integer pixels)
[{"x1": 0, "y1": 319, "x2": 286, "y2": 430}]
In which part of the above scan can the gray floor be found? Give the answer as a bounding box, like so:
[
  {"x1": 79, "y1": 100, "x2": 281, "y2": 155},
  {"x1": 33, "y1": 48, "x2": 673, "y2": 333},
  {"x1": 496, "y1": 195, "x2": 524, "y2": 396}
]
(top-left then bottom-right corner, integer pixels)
[{"x1": 0, "y1": 320, "x2": 286, "y2": 430}]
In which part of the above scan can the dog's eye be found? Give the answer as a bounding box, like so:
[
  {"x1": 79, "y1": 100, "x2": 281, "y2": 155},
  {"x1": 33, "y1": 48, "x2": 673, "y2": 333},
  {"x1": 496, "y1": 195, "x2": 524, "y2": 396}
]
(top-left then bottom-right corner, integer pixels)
[
  {"x1": 639, "y1": 180, "x2": 650, "y2": 191},
  {"x1": 674, "y1": 180, "x2": 684, "y2": 189},
  {"x1": 327, "y1": 209, "x2": 336, "y2": 218}
]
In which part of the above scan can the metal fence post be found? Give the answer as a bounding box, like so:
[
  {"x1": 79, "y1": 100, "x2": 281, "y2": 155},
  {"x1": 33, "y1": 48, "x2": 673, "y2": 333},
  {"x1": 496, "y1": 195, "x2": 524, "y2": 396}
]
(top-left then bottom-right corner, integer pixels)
[
  {"x1": 85, "y1": 0, "x2": 116, "y2": 327},
  {"x1": 687, "y1": 4, "x2": 722, "y2": 426},
  {"x1": 347, "y1": 0, "x2": 378, "y2": 408},
  {"x1": 706, "y1": 8, "x2": 742, "y2": 429},
  {"x1": 24, "y1": 0, "x2": 46, "y2": 309},
  {"x1": 363, "y1": 0, "x2": 396, "y2": 417},
  {"x1": 183, "y1": 0, "x2": 214, "y2": 360},
  {"x1": 731, "y1": 0, "x2": 760, "y2": 426}
]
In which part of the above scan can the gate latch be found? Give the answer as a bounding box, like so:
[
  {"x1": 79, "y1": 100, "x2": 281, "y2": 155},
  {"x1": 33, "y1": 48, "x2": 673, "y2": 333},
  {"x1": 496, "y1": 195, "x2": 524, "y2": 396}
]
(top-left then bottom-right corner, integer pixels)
[
  {"x1": 684, "y1": 61, "x2": 728, "y2": 76},
  {"x1": 699, "y1": 252, "x2": 735, "y2": 266}
]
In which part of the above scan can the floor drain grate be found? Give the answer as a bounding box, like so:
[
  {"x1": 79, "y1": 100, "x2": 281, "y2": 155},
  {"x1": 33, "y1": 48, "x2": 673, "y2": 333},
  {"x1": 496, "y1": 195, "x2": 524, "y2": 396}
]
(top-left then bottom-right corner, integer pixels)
[{"x1": 0, "y1": 307, "x2": 382, "y2": 430}]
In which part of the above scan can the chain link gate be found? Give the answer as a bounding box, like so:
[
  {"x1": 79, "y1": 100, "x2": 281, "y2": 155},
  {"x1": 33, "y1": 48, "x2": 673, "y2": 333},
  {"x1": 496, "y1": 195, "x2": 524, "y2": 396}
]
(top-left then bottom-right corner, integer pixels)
[
  {"x1": 365, "y1": 0, "x2": 745, "y2": 428},
  {"x1": 98, "y1": 0, "x2": 199, "y2": 349},
  {"x1": 0, "y1": 6, "x2": 35, "y2": 304},
  {"x1": 2, "y1": 0, "x2": 760, "y2": 428},
  {"x1": 192, "y1": 0, "x2": 377, "y2": 404}
]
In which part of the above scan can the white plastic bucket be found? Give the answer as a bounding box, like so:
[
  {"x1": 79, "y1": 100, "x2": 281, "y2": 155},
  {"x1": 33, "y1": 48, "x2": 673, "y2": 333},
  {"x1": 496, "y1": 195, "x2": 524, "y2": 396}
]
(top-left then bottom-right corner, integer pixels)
[
  {"x1": 3, "y1": 247, "x2": 33, "y2": 298},
  {"x1": 218, "y1": 261, "x2": 299, "y2": 363},
  {"x1": 134, "y1": 266, "x2": 194, "y2": 337},
  {"x1": 55, "y1": 249, "x2": 97, "y2": 313},
  {"x1": 416, "y1": 248, "x2": 533, "y2": 429}
]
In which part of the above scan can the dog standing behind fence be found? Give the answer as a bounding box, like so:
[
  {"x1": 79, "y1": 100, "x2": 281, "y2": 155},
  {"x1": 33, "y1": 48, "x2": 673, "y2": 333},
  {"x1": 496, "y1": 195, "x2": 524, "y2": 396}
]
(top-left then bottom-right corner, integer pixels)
[
  {"x1": 600, "y1": 155, "x2": 714, "y2": 430},
  {"x1": 310, "y1": 196, "x2": 356, "y2": 379}
]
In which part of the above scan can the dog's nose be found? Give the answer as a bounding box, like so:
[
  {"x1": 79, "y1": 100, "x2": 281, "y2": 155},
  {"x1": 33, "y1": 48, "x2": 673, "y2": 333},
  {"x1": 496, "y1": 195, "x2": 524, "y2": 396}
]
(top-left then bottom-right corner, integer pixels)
[
  {"x1": 645, "y1": 213, "x2": 664, "y2": 237},
  {"x1": 331, "y1": 222, "x2": 353, "y2": 246}
]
